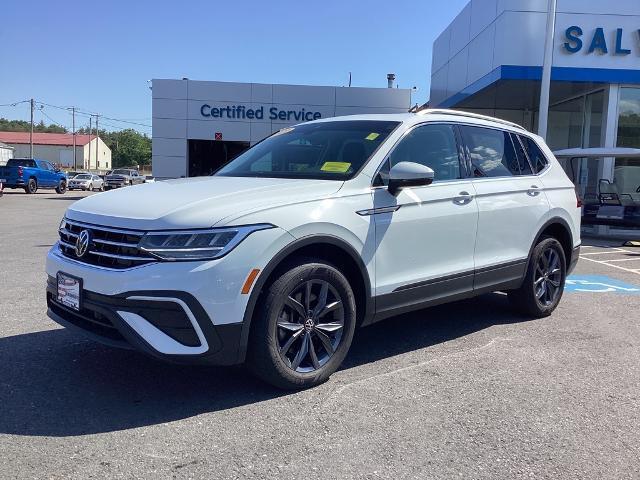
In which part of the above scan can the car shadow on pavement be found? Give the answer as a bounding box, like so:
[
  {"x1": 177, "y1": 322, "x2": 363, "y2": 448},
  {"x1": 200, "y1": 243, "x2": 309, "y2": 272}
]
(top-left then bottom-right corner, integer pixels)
[
  {"x1": 0, "y1": 293, "x2": 527, "y2": 437},
  {"x1": 43, "y1": 196, "x2": 88, "y2": 201}
]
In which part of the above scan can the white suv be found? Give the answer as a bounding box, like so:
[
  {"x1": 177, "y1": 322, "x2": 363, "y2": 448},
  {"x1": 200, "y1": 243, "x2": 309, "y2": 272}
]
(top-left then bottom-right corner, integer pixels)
[{"x1": 46, "y1": 110, "x2": 581, "y2": 389}]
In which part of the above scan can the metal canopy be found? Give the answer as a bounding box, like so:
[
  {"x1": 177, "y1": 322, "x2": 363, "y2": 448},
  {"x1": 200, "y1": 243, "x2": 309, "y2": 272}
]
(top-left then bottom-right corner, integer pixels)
[{"x1": 553, "y1": 147, "x2": 640, "y2": 159}]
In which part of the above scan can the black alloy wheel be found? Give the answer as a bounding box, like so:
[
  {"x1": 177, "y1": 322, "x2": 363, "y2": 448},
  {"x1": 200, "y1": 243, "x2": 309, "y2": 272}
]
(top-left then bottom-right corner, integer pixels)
[
  {"x1": 508, "y1": 236, "x2": 566, "y2": 318},
  {"x1": 247, "y1": 260, "x2": 357, "y2": 389},
  {"x1": 276, "y1": 279, "x2": 345, "y2": 373},
  {"x1": 534, "y1": 246, "x2": 563, "y2": 306}
]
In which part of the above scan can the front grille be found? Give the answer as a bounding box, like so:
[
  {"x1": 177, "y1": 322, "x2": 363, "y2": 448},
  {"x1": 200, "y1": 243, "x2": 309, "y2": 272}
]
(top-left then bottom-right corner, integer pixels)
[{"x1": 59, "y1": 219, "x2": 157, "y2": 269}]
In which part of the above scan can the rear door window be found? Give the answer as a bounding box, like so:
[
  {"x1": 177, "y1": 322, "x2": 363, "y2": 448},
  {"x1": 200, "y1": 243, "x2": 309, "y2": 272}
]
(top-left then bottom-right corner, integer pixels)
[{"x1": 460, "y1": 126, "x2": 520, "y2": 177}]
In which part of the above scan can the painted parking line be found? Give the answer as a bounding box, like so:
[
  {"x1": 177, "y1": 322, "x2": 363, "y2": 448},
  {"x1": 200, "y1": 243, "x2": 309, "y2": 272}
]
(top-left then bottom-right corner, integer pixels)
[
  {"x1": 580, "y1": 248, "x2": 634, "y2": 256},
  {"x1": 606, "y1": 257, "x2": 640, "y2": 263},
  {"x1": 579, "y1": 255, "x2": 640, "y2": 275},
  {"x1": 565, "y1": 275, "x2": 640, "y2": 293}
]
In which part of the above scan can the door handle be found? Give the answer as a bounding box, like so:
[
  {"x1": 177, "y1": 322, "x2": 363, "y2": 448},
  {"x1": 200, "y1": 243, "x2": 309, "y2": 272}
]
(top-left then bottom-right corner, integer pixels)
[
  {"x1": 454, "y1": 191, "x2": 474, "y2": 205},
  {"x1": 527, "y1": 185, "x2": 541, "y2": 196}
]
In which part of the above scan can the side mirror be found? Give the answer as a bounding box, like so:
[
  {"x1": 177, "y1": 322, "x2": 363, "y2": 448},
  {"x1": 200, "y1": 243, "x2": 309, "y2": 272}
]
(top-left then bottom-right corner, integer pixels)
[{"x1": 387, "y1": 162, "x2": 434, "y2": 195}]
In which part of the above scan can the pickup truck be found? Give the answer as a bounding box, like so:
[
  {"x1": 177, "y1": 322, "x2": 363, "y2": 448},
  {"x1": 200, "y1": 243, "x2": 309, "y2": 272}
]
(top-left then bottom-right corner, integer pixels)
[
  {"x1": 104, "y1": 168, "x2": 145, "y2": 190},
  {"x1": 0, "y1": 158, "x2": 68, "y2": 194}
]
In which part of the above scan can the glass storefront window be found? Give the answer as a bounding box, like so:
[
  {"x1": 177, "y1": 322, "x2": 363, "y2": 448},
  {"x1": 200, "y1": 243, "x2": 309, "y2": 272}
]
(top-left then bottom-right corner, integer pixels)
[
  {"x1": 617, "y1": 88, "x2": 640, "y2": 148},
  {"x1": 547, "y1": 90, "x2": 604, "y2": 151},
  {"x1": 615, "y1": 88, "x2": 640, "y2": 209}
]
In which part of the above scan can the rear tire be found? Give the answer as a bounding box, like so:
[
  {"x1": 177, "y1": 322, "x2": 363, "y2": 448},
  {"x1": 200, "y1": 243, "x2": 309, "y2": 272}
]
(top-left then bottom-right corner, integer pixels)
[
  {"x1": 25, "y1": 178, "x2": 37, "y2": 194},
  {"x1": 247, "y1": 260, "x2": 357, "y2": 390},
  {"x1": 508, "y1": 237, "x2": 566, "y2": 318}
]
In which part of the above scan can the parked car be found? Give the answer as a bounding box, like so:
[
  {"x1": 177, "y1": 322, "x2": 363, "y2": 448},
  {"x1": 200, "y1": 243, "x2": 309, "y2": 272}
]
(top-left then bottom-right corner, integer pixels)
[
  {"x1": 46, "y1": 110, "x2": 581, "y2": 389},
  {"x1": 144, "y1": 175, "x2": 156, "y2": 183},
  {"x1": 104, "y1": 168, "x2": 144, "y2": 189},
  {"x1": 0, "y1": 158, "x2": 67, "y2": 194},
  {"x1": 68, "y1": 174, "x2": 104, "y2": 192}
]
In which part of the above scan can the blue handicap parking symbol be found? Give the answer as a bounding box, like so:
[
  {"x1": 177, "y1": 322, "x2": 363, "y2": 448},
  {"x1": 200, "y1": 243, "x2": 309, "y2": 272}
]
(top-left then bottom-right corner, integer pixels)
[{"x1": 565, "y1": 275, "x2": 640, "y2": 294}]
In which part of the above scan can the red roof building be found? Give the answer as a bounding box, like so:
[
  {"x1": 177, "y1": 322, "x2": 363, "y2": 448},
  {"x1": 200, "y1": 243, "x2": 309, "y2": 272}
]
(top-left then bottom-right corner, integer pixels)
[
  {"x1": 0, "y1": 131, "x2": 111, "y2": 170},
  {"x1": 0, "y1": 132, "x2": 96, "y2": 146}
]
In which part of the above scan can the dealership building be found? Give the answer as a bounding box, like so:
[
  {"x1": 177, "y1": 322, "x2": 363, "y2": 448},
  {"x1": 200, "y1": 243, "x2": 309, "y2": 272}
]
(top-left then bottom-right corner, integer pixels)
[
  {"x1": 151, "y1": 79, "x2": 412, "y2": 178},
  {"x1": 430, "y1": 0, "x2": 640, "y2": 233}
]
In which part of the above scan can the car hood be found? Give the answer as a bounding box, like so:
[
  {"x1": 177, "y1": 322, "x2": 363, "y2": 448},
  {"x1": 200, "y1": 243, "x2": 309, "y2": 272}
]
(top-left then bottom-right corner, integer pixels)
[{"x1": 65, "y1": 176, "x2": 343, "y2": 230}]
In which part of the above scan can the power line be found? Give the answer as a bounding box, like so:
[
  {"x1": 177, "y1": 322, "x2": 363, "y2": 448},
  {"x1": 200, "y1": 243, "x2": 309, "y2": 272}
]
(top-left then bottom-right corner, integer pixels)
[
  {"x1": 1, "y1": 98, "x2": 152, "y2": 133},
  {"x1": 0, "y1": 100, "x2": 31, "y2": 107},
  {"x1": 38, "y1": 106, "x2": 70, "y2": 130}
]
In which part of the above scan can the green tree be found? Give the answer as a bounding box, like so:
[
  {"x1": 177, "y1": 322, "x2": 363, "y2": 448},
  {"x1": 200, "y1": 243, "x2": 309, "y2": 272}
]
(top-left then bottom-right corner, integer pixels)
[
  {"x1": 0, "y1": 117, "x2": 66, "y2": 133},
  {"x1": 101, "y1": 129, "x2": 151, "y2": 168}
]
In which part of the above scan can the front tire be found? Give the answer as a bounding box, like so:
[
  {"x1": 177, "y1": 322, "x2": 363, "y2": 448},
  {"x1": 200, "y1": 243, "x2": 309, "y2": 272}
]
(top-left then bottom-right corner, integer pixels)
[
  {"x1": 55, "y1": 180, "x2": 67, "y2": 194},
  {"x1": 508, "y1": 237, "x2": 566, "y2": 318},
  {"x1": 247, "y1": 260, "x2": 357, "y2": 390}
]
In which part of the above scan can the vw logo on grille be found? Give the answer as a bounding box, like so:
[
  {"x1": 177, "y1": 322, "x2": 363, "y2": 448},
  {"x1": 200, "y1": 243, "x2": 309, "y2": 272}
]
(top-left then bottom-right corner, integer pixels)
[{"x1": 75, "y1": 229, "x2": 92, "y2": 258}]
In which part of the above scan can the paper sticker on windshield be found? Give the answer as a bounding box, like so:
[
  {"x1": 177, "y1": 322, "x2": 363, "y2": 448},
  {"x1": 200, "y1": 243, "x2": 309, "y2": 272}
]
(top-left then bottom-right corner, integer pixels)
[
  {"x1": 273, "y1": 127, "x2": 295, "y2": 137},
  {"x1": 365, "y1": 132, "x2": 380, "y2": 141},
  {"x1": 321, "y1": 162, "x2": 351, "y2": 173}
]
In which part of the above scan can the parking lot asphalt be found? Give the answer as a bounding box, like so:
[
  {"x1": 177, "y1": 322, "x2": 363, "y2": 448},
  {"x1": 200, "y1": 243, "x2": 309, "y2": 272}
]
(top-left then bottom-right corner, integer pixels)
[{"x1": 1, "y1": 190, "x2": 639, "y2": 479}]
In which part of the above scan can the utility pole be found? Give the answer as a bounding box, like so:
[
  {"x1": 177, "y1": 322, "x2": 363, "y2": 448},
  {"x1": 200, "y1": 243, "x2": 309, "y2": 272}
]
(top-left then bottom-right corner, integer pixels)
[
  {"x1": 88, "y1": 116, "x2": 92, "y2": 171},
  {"x1": 95, "y1": 114, "x2": 99, "y2": 171},
  {"x1": 537, "y1": 0, "x2": 557, "y2": 140},
  {"x1": 71, "y1": 107, "x2": 76, "y2": 170},
  {"x1": 29, "y1": 98, "x2": 34, "y2": 158}
]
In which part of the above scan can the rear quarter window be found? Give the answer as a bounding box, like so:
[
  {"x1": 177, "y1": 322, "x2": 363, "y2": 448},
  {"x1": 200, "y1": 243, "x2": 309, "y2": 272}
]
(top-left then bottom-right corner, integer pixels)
[{"x1": 519, "y1": 135, "x2": 549, "y2": 173}]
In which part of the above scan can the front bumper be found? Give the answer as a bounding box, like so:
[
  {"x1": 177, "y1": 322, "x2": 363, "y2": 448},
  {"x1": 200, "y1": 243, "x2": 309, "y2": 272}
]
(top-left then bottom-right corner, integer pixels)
[
  {"x1": 46, "y1": 277, "x2": 242, "y2": 364},
  {"x1": 45, "y1": 226, "x2": 293, "y2": 363}
]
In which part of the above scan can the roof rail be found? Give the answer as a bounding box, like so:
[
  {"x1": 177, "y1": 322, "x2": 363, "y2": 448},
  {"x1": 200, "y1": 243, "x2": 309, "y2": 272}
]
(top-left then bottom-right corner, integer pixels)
[{"x1": 416, "y1": 108, "x2": 526, "y2": 131}]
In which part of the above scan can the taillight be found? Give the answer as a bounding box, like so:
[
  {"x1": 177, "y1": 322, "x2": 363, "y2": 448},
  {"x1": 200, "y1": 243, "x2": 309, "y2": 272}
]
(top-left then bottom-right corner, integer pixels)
[
  {"x1": 576, "y1": 191, "x2": 583, "y2": 208},
  {"x1": 17, "y1": 166, "x2": 23, "y2": 177}
]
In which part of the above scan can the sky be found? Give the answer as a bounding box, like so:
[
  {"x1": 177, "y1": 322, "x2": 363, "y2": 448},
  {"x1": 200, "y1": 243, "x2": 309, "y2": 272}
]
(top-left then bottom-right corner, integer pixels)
[{"x1": 0, "y1": 0, "x2": 468, "y2": 136}]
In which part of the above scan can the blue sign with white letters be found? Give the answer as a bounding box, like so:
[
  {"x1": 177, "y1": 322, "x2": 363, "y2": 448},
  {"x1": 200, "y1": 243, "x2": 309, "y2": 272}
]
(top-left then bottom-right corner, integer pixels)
[{"x1": 565, "y1": 275, "x2": 640, "y2": 294}]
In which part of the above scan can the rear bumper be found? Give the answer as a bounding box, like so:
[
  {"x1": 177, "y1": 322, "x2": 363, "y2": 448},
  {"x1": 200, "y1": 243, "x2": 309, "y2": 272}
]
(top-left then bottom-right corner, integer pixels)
[
  {"x1": 46, "y1": 276, "x2": 243, "y2": 365},
  {"x1": 568, "y1": 245, "x2": 580, "y2": 274},
  {"x1": 5, "y1": 179, "x2": 25, "y2": 187}
]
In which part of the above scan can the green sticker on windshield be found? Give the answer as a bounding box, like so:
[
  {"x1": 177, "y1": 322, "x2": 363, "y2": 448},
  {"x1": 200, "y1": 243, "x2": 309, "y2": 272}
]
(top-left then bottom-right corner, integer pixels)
[
  {"x1": 365, "y1": 132, "x2": 380, "y2": 141},
  {"x1": 321, "y1": 162, "x2": 351, "y2": 173}
]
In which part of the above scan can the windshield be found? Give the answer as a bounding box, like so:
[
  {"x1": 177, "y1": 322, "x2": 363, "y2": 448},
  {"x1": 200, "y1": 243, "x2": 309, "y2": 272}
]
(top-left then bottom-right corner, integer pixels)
[
  {"x1": 74, "y1": 174, "x2": 91, "y2": 180},
  {"x1": 7, "y1": 159, "x2": 36, "y2": 168},
  {"x1": 112, "y1": 169, "x2": 131, "y2": 175},
  {"x1": 216, "y1": 120, "x2": 400, "y2": 180}
]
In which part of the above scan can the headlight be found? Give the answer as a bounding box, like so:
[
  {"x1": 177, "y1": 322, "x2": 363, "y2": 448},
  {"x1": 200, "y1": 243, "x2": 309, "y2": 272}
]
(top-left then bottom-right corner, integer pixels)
[{"x1": 137, "y1": 224, "x2": 274, "y2": 261}]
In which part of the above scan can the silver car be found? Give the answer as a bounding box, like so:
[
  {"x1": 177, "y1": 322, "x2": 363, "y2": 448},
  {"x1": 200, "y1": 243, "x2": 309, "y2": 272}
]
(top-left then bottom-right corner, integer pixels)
[{"x1": 68, "y1": 174, "x2": 104, "y2": 192}]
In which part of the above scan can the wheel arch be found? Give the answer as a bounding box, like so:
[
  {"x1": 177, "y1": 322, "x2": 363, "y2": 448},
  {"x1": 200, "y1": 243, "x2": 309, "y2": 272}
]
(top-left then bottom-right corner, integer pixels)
[
  {"x1": 237, "y1": 235, "x2": 373, "y2": 363},
  {"x1": 529, "y1": 217, "x2": 574, "y2": 267}
]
